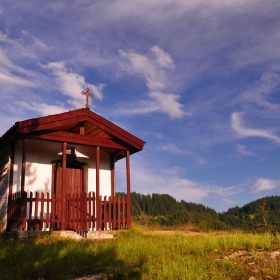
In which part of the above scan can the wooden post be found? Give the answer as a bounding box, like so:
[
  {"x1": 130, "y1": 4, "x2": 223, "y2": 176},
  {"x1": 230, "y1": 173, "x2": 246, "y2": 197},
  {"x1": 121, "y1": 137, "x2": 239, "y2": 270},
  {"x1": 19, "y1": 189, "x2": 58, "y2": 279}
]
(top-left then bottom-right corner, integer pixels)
[
  {"x1": 126, "y1": 150, "x2": 131, "y2": 228},
  {"x1": 20, "y1": 139, "x2": 27, "y2": 231},
  {"x1": 7, "y1": 141, "x2": 15, "y2": 231},
  {"x1": 96, "y1": 147, "x2": 100, "y2": 230},
  {"x1": 61, "y1": 142, "x2": 67, "y2": 230},
  {"x1": 20, "y1": 138, "x2": 27, "y2": 192},
  {"x1": 80, "y1": 121, "x2": 85, "y2": 135},
  {"x1": 110, "y1": 154, "x2": 115, "y2": 196}
]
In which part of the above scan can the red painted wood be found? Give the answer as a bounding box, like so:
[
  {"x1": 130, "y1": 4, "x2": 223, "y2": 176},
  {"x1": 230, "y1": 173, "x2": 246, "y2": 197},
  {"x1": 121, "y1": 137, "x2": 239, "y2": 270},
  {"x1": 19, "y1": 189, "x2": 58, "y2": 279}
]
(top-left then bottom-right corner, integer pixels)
[
  {"x1": 40, "y1": 193, "x2": 44, "y2": 229},
  {"x1": 17, "y1": 109, "x2": 145, "y2": 151},
  {"x1": 61, "y1": 142, "x2": 66, "y2": 230},
  {"x1": 110, "y1": 155, "x2": 115, "y2": 196},
  {"x1": 20, "y1": 191, "x2": 27, "y2": 230},
  {"x1": 46, "y1": 192, "x2": 50, "y2": 228},
  {"x1": 113, "y1": 196, "x2": 116, "y2": 230},
  {"x1": 88, "y1": 192, "x2": 92, "y2": 229},
  {"x1": 80, "y1": 122, "x2": 85, "y2": 135},
  {"x1": 118, "y1": 196, "x2": 121, "y2": 229},
  {"x1": 108, "y1": 196, "x2": 112, "y2": 230},
  {"x1": 51, "y1": 191, "x2": 55, "y2": 231},
  {"x1": 92, "y1": 192, "x2": 96, "y2": 229},
  {"x1": 122, "y1": 197, "x2": 125, "y2": 228},
  {"x1": 96, "y1": 147, "x2": 100, "y2": 230},
  {"x1": 34, "y1": 192, "x2": 39, "y2": 229},
  {"x1": 31, "y1": 131, "x2": 128, "y2": 150},
  {"x1": 126, "y1": 151, "x2": 131, "y2": 228},
  {"x1": 21, "y1": 139, "x2": 27, "y2": 192},
  {"x1": 7, "y1": 142, "x2": 15, "y2": 230},
  {"x1": 103, "y1": 196, "x2": 107, "y2": 230}
]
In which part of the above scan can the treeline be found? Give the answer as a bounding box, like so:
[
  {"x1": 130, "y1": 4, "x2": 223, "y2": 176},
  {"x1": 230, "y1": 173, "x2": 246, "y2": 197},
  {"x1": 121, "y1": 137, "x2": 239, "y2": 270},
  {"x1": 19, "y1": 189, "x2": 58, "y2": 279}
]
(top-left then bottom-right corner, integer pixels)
[
  {"x1": 116, "y1": 192, "x2": 280, "y2": 231},
  {"x1": 219, "y1": 196, "x2": 280, "y2": 231},
  {"x1": 117, "y1": 192, "x2": 231, "y2": 230}
]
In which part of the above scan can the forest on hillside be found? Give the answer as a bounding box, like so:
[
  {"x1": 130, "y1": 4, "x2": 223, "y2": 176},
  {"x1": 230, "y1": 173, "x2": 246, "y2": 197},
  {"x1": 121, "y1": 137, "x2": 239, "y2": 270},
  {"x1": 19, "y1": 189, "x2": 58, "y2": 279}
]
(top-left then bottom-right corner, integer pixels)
[{"x1": 117, "y1": 192, "x2": 280, "y2": 231}]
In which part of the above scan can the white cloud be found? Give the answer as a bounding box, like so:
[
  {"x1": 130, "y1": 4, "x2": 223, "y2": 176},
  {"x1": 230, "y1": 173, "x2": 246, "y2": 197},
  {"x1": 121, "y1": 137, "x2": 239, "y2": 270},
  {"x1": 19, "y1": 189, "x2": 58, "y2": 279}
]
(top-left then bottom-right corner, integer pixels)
[
  {"x1": 43, "y1": 62, "x2": 105, "y2": 108},
  {"x1": 231, "y1": 112, "x2": 280, "y2": 142},
  {"x1": 253, "y1": 177, "x2": 280, "y2": 193},
  {"x1": 22, "y1": 30, "x2": 48, "y2": 50},
  {"x1": 236, "y1": 144, "x2": 255, "y2": 156},
  {"x1": 149, "y1": 91, "x2": 185, "y2": 119},
  {"x1": 239, "y1": 72, "x2": 280, "y2": 110},
  {"x1": 119, "y1": 47, "x2": 185, "y2": 119},
  {"x1": 14, "y1": 101, "x2": 67, "y2": 116},
  {"x1": 0, "y1": 72, "x2": 34, "y2": 87},
  {"x1": 116, "y1": 156, "x2": 243, "y2": 204},
  {"x1": 151, "y1": 46, "x2": 175, "y2": 69}
]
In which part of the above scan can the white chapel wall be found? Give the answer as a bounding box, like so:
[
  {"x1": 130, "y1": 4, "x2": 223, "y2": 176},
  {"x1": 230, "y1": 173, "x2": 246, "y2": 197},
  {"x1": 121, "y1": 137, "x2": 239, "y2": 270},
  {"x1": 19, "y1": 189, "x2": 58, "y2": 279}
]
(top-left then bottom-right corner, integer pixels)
[{"x1": 12, "y1": 139, "x2": 112, "y2": 197}]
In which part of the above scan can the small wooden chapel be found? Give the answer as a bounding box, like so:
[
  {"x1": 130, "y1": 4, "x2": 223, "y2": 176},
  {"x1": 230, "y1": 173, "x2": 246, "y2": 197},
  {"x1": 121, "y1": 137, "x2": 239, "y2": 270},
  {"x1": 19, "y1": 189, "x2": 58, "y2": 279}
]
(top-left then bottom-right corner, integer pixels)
[{"x1": 0, "y1": 89, "x2": 145, "y2": 233}]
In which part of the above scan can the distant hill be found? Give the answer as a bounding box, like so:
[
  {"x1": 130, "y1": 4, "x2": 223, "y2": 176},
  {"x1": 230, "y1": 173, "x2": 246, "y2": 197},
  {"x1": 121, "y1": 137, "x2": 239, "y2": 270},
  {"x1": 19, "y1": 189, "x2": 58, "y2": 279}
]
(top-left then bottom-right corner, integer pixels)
[
  {"x1": 117, "y1": 192, "x2": 280, "y2": 231},
  {"x1": 219, "y1": 196, "x2": 280, "y2": 231},
  {"x1": 117, "y1": 192, "x2": 231, "y2": 230}
]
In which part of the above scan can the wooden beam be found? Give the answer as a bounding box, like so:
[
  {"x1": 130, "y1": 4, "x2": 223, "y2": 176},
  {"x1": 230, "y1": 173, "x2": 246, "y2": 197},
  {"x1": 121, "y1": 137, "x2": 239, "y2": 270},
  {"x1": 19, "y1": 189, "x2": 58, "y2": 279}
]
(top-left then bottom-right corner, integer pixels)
[
  {"x1": 80, "y1": 122, "x2": 85, "y2": 135},
  {"x1": 61, "y1": 142, "x2": 67, "y2": 230},
  {"x1": 30, "y1": 131, "x2": 127, "y2": 150},
  {"x1": 96, "y1": 147, "x2": 100, "y2": 231},
  {"x1": 17, "y1": 109, "x2": 145, "y2": 150},
  {"x1": 7, "y1": 141, "x2": 15, "y2": 231},
  {"x1": 20, "y1": 138, "x2": 27, "y2": 192},
  {"x1": 126, "y1": 150, "x2": 131, "y2": 228},
  {"x1": 8, "y1": 141, "x2": 15, "y2": 196},
  {"x1": 110, "y1": 154, "x2": 115, "y2": 196}
]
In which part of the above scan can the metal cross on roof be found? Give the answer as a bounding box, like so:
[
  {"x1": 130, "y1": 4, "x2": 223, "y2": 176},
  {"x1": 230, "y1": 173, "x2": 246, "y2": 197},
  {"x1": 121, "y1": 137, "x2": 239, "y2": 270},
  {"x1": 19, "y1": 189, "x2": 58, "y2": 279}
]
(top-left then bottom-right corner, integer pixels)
[{"x1": 81, "y1": 88, "x2": 94, "y2": 109}]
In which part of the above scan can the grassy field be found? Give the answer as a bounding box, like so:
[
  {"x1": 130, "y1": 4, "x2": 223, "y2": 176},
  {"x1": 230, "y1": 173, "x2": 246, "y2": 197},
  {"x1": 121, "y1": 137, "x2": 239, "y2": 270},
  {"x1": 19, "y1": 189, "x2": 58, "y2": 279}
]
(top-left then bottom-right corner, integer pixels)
[{"x1": 0, "y1": 226, "x2": 280, "y2": 279}]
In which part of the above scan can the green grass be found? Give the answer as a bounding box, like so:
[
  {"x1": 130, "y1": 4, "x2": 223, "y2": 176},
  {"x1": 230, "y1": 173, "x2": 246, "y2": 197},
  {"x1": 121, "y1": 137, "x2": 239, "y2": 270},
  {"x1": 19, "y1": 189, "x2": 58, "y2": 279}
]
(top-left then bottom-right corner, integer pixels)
[{"x1": 0, "y1": 227, "x2": 280, "y2": 279}]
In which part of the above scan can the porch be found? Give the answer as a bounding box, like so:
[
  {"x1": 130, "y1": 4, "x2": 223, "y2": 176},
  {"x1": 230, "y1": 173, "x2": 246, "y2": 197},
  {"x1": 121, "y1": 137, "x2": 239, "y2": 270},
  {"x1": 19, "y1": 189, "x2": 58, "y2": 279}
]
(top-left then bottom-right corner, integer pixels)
[{"x1": 7, "y1": 191, "x2": 130, "y2": 232}]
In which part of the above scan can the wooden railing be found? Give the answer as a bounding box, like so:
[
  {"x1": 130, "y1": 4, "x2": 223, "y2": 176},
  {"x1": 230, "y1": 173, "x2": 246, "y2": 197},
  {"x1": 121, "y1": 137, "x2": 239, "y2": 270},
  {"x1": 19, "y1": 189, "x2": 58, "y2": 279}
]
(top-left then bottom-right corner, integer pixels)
[{"x1": 7, "y1": 191, "x2": 128, "y2": 231}]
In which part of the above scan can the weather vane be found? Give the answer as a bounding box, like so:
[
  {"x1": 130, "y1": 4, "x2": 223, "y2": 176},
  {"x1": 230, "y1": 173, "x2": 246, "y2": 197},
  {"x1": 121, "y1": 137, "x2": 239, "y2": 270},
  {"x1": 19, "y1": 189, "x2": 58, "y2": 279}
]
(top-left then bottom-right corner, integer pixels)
[{"x1": 81, "y1": 88, "x2": 94, "y2": 109}]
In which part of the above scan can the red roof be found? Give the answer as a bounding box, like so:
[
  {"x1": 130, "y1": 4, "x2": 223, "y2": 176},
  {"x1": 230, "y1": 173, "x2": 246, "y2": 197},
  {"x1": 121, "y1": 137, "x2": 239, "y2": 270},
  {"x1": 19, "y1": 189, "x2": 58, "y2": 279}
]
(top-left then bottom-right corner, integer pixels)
[{"x1": 0, "y1": 109, "x2": 145, "y2": 159}]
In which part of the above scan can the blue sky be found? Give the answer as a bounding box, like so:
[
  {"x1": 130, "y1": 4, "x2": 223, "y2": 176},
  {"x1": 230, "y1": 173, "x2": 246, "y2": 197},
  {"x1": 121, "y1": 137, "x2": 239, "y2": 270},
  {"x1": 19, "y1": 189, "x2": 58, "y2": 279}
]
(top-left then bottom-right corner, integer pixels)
[{"x1": 1, "y1": 0, "x2": 280, "y2": 212}]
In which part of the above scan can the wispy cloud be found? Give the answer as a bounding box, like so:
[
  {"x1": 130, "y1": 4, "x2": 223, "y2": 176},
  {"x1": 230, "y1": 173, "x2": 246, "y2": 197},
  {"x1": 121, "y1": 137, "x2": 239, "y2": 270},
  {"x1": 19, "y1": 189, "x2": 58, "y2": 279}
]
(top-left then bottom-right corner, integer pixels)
[
  {"x1": 231, "y1": 112, "x2": 280, "y2": 142},
  {"x1": 253, "y1": 177, "x2": 280, "y2": 193},
  {"x1": 43, "y1": 62, "x2": 105, "y2": 108},
  {"x1": 236, "y1": 144, "x2": 255, "y2": 157},
  {"x1": 14, "y1": 101, "x2": 66, "y2": 116},
  {"x1": 238, "y1": 72, "x2": 280, "y2": 110},
  {"x1": 119, "y1": 47, "x2": 185, "y2": 119},
  {"x1": 117, "y1": 156, "x2": 243, "y2": 206}
]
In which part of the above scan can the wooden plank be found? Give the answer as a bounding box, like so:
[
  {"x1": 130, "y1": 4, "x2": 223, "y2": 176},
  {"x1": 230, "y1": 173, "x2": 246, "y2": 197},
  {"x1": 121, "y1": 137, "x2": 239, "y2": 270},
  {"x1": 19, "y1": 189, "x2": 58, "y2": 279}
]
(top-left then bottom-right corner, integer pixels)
[
  {"x1": 96, "y1": 147, "x2": 100, "y2": 230},
  {"x1": 46, "y1": 192, "x2": 50, "y2": 229},
  {"x1": 7, "y1": 141, "x2": 15, "y2": 230},
  {"x1": 61, "y1": 142, "x2": 66, "y2": 230},
  {"x1": 31, "y1": 131, "x2": 128, "y2": 150},
  {"x1": 34, "y1": 192, "x2": 39, "y2": 229},
  {"x1": 118, "y1": 196, "x2": 121, "y2": 229},
  {"x1": 108, "y1": 196, "x2": 112, "y2": 230},
  {"x1": 18, "y1": 109, "x2": 145, "y2": 150},
  {"x1": 51, "y1": 192, "x2": 55, "y2": 231},
  {"x1": 113, "y1": 195, "x2": 116, "y2": 230},
  {"x1": 92, "y1": 192, "x2": 95, "y2": 230},
  {"x1": 20, "y1": 139, "x2": 27, "y2": 192},
  {"x1": 20, "y1": 191, "x2": 27, "y2": 230},
  {"x1": 126, "y1": 151, "x2": 131, "y2": 228},
  {"x1": 28, "y1": 192, "x2": 33, "y2": 230},
  {"x1": 103, "y1": 196, "x2": 107, "y2": 230},
  {"x1": 83, "y1": 192, "x2": 87, "y2": 230},
  {"x1": 40, "y1": 193, "x2": 44, "y2": 230},
  {"x1": 110, "y1": 155, "x2": 115, "y2": 196},
  {"x1": 121, "y1": 197, "x2": 125, "y2": 229}
]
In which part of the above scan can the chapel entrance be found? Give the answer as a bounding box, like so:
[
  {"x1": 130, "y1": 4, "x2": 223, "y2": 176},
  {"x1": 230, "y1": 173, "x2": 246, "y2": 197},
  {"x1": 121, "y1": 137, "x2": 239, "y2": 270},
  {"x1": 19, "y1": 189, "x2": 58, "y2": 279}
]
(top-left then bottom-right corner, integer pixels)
[
  {"x1": 55, "y1": 167, "x2": 84, "y2": 195},
  {"x1": 53, "y1": 165, "x2": 87, "y2": 231}
]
